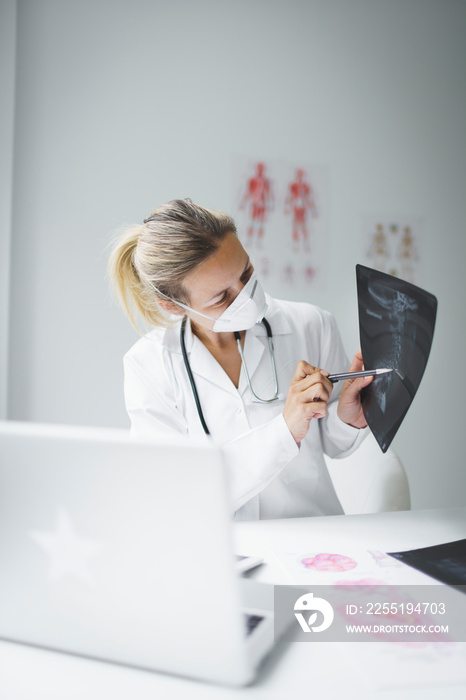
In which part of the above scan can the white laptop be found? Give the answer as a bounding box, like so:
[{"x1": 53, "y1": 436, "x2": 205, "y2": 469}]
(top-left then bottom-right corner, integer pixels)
[{"x1": 0, "y1": 420, "x2": 286, "y2": 687}]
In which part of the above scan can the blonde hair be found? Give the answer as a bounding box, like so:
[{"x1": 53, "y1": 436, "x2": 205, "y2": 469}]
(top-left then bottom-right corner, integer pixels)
[{"x1": 108, "y1": 198, "x2": 237, "y2": 331}]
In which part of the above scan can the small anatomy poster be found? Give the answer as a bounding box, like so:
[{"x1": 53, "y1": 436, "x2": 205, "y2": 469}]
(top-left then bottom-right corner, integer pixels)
[
  {"x1": 363, "y1": 215, "x2": 422, "y2": 283},
  {"x1": 231, "y1": 157, "x2": 328, "y2": 295}
]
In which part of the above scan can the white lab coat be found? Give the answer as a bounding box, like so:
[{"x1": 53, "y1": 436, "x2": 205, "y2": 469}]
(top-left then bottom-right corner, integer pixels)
[{"x1": 124, "y1": 295, "x2": 367, "y2": 520}]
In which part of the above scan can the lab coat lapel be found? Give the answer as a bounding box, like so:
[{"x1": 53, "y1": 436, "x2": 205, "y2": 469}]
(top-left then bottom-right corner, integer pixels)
[
  {"x1": 238, "y1": 303, "x2": 293, "y2": 398},
  {"x1": 238, "y1": 327, "x2": 266, "y2": 397},
  {"x1": 183, "y1": 320, "x2": 240, "y2": 398}
]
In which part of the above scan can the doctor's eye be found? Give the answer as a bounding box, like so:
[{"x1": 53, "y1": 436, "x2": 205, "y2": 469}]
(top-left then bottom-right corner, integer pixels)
[
  {"x1": 213, "y1": 293, "x2": 229, "y2": 307},
  {"x1": 240, "y1": 264, "x2": 254, "y2": 283}
]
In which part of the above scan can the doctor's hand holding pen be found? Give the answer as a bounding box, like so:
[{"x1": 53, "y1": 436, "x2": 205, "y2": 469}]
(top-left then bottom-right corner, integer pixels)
[{"x1": 283, "y1": 350, "x2": 373, "y2": 444}]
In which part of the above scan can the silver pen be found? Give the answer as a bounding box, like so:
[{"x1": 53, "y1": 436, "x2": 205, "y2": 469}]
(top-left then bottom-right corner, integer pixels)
[{"x1": 328, "y1": 368, "x2": 393, "y2": 383}]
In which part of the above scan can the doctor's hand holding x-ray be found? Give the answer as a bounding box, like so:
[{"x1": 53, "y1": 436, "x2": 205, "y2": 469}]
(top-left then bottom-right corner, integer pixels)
[{"x1": 109, "y1": 199, "x2": 370, "y2": 520}]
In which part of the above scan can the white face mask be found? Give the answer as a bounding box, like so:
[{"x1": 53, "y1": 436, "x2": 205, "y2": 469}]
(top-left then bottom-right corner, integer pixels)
[{"x1": 167, "y1": 272, "x2": 268, "y2": 332}]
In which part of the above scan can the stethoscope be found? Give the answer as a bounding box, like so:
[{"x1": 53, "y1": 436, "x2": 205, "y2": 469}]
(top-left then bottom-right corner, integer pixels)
[{"x1": 180, "y1": 317, "x2": 279, "y2": 435}]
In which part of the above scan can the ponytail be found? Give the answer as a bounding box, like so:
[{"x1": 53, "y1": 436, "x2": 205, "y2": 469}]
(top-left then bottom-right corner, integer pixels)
[
  {"x1": 108, "y1": 198, "x2": 237, "y2": 332},
  {"x1": 108, "y1": 224, "x2": 169, "y2": 331}
]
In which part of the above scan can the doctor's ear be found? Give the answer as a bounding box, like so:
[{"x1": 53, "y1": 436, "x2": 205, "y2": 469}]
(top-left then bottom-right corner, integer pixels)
[{"x1": 156, "y1": 298, "x2": 185, "y2": 316}]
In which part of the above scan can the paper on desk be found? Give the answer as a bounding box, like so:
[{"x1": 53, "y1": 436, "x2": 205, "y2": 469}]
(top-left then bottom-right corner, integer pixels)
[
  {"x1": 272, "y1": 547, "x2": 466, "y2": 689},
  {"x1": 272, "y1": 547, "x2": 434, "y2": 585}
]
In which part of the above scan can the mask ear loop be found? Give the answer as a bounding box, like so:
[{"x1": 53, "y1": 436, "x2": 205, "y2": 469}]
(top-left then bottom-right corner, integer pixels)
[{"x1": 234, "y1": 319, "x2": 279, "y2": 403}]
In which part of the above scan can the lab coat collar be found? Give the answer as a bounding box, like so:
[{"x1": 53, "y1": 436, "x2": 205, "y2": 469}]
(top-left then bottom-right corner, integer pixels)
[
  {"x1": 160, "y1": 316, "x2": 188, "y2": 354},
  {"x1": 159, "y1": 296, "x2": 293, "y2": 398},
  {"x1": 247, "y1": 295, "x2": 293, "y2": 337}
]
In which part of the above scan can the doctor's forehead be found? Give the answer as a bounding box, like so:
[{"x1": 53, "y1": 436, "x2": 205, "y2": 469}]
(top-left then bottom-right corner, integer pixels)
[{"x1": 183, "y1": 233, "x2": 249, "y2": 300}]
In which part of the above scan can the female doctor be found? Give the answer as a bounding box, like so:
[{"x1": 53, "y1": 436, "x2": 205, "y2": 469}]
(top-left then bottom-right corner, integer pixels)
[{"x1": 108, "y1": 198, "x2": 371, "y2": 520}]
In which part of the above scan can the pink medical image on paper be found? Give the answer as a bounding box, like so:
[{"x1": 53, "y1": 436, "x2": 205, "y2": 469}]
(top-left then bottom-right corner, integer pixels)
[{"x1": 300, "y1": 553, "x2": 358, "y2": 572}]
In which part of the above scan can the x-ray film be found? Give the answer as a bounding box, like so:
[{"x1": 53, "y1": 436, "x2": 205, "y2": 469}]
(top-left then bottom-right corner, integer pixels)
[
  {"x1": 388, "y1": 539, "x2": 466, "y2": 586},
  {"x1": 356, "y1": 265, "x2": 438, "y2": 453}
]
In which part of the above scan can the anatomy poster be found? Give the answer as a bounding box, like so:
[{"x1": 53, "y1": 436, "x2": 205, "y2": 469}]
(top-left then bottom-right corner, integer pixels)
[
  {"x1": 231, "y1": 157, "x2": 328, "y2": 295},
  {"x1": 363, "y1": 215, "x2": 422, "y2": 283}
]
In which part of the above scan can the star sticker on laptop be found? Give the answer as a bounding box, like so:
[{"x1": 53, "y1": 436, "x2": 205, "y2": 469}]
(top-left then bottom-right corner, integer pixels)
[{"x1": 30, "y1": 507, "x2": 103, "y2": 587}]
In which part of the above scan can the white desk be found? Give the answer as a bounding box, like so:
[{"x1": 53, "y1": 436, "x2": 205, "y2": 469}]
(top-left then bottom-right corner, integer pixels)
[
  {"x1": 233, "y1": 505, "x2": 466, "y2": 585},
  {"x1": 1, "y1": 507, "x2": 466, "y2": 700}
]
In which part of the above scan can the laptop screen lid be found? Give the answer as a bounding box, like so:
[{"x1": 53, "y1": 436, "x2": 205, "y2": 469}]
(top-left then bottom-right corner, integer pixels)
[{"x1": 0, "y1": 421, "x2": 256, "y2": 686}]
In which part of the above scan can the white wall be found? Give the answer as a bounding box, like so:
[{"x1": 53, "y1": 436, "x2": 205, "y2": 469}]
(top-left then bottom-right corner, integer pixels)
[
  {"x1": 0, "y1": 0, "x2": 16, "y2": 419},
  {"x1": 6, "y1": 0, "x2": 466, "y2": 510}
]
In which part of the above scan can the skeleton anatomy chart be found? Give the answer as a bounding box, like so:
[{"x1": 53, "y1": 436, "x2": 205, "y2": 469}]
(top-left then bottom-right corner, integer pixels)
[
  {"x1": 232, "y1": 157, "x2": 328, "y2": 295},
  {"x1": 363, "y1": 215, "x2": 422, "y2": 283}
]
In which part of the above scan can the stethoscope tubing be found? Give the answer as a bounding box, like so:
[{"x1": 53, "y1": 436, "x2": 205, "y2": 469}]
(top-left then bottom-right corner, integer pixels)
[
  {"x1": 180, "y1": 317, "x2": 277, "y2": 436},
  {"x1": 180, "y1": 317, "x2": 211, "y2": 435},
  {"x1": 233, "y1": 320, "x2": 279, "y2": 404}
]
